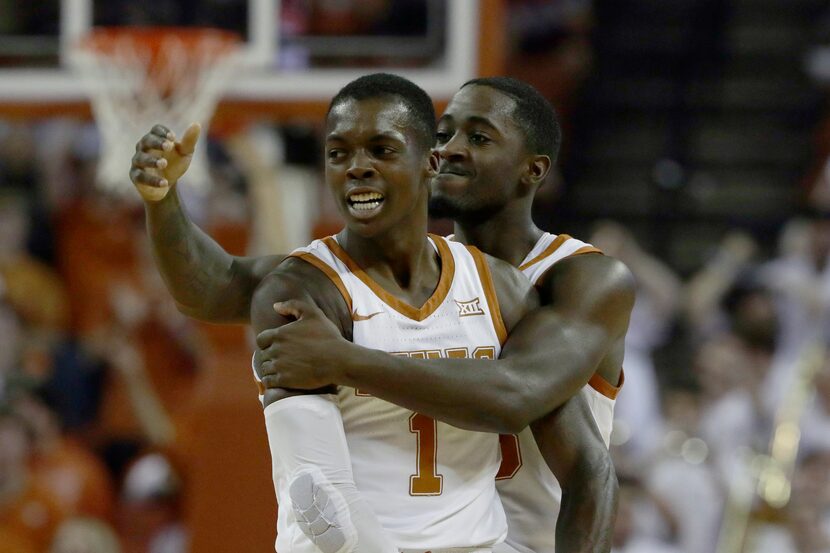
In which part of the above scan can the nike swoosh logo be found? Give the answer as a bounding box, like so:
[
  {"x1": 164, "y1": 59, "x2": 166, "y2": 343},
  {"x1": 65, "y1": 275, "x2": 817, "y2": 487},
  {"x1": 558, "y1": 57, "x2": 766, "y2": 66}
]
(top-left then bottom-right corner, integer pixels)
[{"x1": 352, "y1": 310, "x2": 383, "y2": 322}]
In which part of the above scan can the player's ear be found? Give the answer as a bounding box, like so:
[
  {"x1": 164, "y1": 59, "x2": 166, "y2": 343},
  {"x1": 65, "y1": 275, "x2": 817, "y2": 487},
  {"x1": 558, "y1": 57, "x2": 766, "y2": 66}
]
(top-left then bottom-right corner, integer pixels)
[
  {"x1": 427, "y1": 149, "x2": 440, "y2": 177},
  {"x1": 520, "y1": 154, "x2": 551, "y2": 191}
]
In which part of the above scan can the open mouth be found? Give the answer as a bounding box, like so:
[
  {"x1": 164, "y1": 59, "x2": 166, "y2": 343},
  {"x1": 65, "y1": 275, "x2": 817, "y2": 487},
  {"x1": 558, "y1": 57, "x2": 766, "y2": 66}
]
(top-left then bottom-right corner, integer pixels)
[{"x1": 347, "y1": 191, "x2": 385, "y2": 212}]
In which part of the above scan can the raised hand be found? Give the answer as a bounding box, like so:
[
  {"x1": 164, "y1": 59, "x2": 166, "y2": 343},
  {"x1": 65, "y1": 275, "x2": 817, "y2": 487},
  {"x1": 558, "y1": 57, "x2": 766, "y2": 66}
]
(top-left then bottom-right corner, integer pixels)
[{"x1": 130, "y1": 123, "x2": 201, "y2": 202}]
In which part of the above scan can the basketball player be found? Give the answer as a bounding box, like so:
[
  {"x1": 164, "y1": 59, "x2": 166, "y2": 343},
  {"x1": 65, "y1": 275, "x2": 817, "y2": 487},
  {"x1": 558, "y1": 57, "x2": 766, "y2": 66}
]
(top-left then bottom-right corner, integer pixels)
[
  {"x1": 131, "y1": 74, "x2": 583, "y2": 552},
  {"x1": 130, "y1": 76, "x2": 631, "y2": 551},
  {"x1": 255, "y1": 77, "x2": 632, "y2": 553}
]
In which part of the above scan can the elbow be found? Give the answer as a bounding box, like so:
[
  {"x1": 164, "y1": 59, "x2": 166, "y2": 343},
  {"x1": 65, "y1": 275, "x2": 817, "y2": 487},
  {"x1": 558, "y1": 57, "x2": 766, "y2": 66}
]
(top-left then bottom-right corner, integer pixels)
[
  {"x1": 466, "y1": 395, "x2": 529, "y2": 434},
  {"x1": 492, "y1": 414, "x2": 527, "y2": 435},
  {"x1": 493, "y1": 376, "x2": 542, "y2": 434},
  {"x1": 173, "y1": 299, "x2": 230, "y2": 323},
  {"x1": 173, "y1": 281, "x2": 250, "y2": 323},
  {"x1": 469, "y1": 368, "x2": 540, "y2": 434},
  {"x1": 174, "y1": 300, "x2": 212, "y2": 321},
  {"x1": 499, "y1": 405, "x2": 536, "y2": 434},
  {"x1": 562, "y1": 448, "x2": 617, "y2": 497},
  {"x1": 490, "y1": 396, "x2": 536, "y2": 434},
  {"x1": 597, "y1": 455, "x2": 618, "y2": 494},
  {"x1": 499, "y1": 372, "x2": 550, "y2": 433}
]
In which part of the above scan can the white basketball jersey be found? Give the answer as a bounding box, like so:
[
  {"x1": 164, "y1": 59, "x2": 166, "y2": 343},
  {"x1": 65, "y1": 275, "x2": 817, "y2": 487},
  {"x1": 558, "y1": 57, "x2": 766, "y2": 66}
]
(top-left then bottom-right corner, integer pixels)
[
  {"x1": 277, "y1": 234, "x2": 510, "y2": 550},
  {"x1": 496, "y1": 232, "x2": 623, "y2": 553}
]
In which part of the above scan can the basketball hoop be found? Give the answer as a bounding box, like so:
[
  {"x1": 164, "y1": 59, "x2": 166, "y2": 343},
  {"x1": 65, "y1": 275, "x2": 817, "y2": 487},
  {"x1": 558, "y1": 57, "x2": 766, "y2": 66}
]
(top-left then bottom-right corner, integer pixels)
[{"x1": 70, "y1": 27, "x2": 241, "y2": 194}]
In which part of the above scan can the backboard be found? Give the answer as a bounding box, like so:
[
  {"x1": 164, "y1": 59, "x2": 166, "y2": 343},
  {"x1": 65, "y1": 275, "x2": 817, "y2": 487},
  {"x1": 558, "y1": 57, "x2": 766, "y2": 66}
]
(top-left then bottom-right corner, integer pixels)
[{"x1": 0, "y1": 0, "x2": 506, "y2": 121}]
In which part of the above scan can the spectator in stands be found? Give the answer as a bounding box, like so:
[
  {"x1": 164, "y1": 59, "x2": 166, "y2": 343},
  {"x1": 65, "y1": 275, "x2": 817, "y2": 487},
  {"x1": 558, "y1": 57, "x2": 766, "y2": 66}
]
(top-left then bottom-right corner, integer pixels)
[
  {"x1": 0, "y1": 410, "x2": 66, "y2": 552},
  {"x1": 612, "y1": 480, "x2": 683, "y2": 553},
  {"x1": 791, "y1": 451, "x2": 830, "y2": 550},
  {"x1": 753, "y1": 215, "x2": 830, "y2": 429},
  {"x1": 684, "y1": 231, "x2": 759, "y2": 342},
  {"x1": 800, "y1": 358, "x2": 830, "y2": 454},
  {"x1": 0, "y1": 192, "x2": 69, "y2": 333},
  {"x1": 507, "y1": 0, "x2": 594, "y2": 134},
  {"x1": 646, "y1": 388, "x2": 723, "y2": 553},
  {"x1": 13, "y1": 393, "x2": 115, "y2": 521},
  {"x1": 50, "y1": 517, "x2": 122, "y2": 553},
  {"x1": 694, "y1": 334, "x2": 764, "y2": 486},
  {"x1": 117, "y1": 453, "x2": 186, "y2": 553},
  {"x1": 0, "y1": 302, "x2": 23, "y2": 401}
]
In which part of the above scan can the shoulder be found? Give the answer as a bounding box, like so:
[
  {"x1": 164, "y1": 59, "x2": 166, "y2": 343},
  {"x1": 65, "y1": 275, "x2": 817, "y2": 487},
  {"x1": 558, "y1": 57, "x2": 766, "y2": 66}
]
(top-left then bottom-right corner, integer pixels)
[
  {"x1": 537, "y1": 253, "x2": 635, "y2": 316},
  {"x1": 483, "y1": 253, "x2": 539, "y2": 332},
  {"x1": 485, "y1": 253, "x2": 535, "y2": 301},
  {"x1": 542, "y1": 253, "x2": 634, "y2": 291},
  {"x1": 251, "y1": 256, "x2": 353, "y2": 337},
  {"x1": 253, "y1": 257, "x2": 321, "y2": 297}
]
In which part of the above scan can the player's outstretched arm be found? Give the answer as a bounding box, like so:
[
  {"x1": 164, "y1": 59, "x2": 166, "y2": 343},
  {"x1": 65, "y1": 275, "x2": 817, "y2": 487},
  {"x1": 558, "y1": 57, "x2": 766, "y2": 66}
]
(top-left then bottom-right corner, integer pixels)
[
  {"x1": 531, "y1": 396, "x2": 617, "y2": 553},
  {"x1": 255, "y1": 254, "x2": 634, "y2": 434},
  {"x1": 131, "y1": 123, "x2": 283, "y2": 323}
]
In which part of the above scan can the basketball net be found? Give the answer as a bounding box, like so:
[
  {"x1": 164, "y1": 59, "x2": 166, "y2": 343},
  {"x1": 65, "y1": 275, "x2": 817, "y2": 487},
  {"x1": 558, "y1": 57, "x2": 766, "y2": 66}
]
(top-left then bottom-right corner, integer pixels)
[{"x1": 70, "y1": 28, "x2": 241, "y2": 194}]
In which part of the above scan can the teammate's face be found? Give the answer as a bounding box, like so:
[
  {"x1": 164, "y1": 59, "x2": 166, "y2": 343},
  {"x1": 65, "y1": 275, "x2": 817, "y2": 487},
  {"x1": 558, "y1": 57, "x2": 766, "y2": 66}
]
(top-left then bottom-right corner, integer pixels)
[
  {"x1": 326, "y1": 97, "x2": 432, "y2": 237},
  {"x1": 430, "y1": 85, "x2": 539, "y2": 221}
]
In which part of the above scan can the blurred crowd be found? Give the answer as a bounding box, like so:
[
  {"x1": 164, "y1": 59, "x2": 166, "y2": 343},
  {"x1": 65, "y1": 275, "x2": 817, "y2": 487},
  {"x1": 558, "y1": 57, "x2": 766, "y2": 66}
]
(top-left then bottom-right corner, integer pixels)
[
  {"x1": 595, "y1": 218, "x2": 830, "y2": 553},
  {"x1": 1, "y1": 1, "x2": 830, "y2": 553},
  {"x1": 8, "y1": 125, "x2": 830, "y2": 553},
  {"x1": 0, "y1": 120, "x2": 233, "y2": 553},
  {"x1": 3, "y1": 127, "x2": 830, "y2": 553}
]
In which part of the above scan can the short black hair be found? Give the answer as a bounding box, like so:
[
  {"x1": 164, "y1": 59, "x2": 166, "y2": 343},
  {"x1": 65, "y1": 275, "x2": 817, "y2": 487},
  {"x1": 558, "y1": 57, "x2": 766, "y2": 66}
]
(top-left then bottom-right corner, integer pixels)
[
  {"x1": 461, "y1": 76, "x2": 561, "y2": 160},
  {"x1": 328, "y1": 73, "x2": 437, "y2": 151}
]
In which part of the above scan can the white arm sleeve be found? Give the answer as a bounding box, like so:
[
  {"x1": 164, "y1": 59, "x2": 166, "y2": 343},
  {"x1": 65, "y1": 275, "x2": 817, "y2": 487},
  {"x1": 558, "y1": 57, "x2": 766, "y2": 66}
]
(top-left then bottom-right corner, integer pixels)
[{"x1": 264, "y1": 394, "x2": 397, "y2": 553}]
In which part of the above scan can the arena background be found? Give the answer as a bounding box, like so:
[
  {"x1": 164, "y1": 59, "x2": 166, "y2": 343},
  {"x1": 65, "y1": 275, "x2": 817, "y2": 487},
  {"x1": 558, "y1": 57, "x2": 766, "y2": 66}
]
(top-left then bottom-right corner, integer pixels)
[{"x1": 1, "y1": 1, "x2": 829, "y2": 552}]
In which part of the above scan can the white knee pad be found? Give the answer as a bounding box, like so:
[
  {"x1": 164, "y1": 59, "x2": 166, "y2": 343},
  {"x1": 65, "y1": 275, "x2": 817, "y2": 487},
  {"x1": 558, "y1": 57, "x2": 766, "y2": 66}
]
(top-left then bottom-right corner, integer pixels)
[{"x1": 289, "y1": 466, "x2": 358, "y2": 553}]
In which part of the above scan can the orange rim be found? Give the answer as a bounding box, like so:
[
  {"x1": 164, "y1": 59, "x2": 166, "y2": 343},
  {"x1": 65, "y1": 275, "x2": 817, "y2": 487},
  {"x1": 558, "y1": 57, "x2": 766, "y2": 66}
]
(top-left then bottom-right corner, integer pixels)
[{"x1": 78, "y1": 26, "x2": 240, "y2": 62}]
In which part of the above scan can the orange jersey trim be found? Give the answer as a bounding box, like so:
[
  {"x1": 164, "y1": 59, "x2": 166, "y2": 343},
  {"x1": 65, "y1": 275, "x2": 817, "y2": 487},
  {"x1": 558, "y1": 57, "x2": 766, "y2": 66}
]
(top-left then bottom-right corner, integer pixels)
[
  {"x1": 518, "y1": 234, "x2": 571, "y2": 271},
  {"x1": 288, "y1": 251, "x2": 354, "y2": 313},
  {"x1": 467, "y1": 245, "x2": 508, "y2": 345},
  {"x1": 571, "y1": 245, "x2": 603, "y2": 257},
  {"x1": 320, "y1": 234, "x2": 455, "y2": 322},
  {"x1": 588, "y1": 370, "x2": 624, "y2": 400},
  {"x1": 518, "y1": 234, "x2": 604, "y2": 273}
]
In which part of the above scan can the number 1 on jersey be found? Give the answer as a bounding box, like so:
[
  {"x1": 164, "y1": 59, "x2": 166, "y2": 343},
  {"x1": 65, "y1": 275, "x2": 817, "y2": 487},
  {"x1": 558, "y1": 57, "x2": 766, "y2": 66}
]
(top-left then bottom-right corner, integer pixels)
[{"x1": 409, "y1": 413, "x2": 443, "y2": 495}]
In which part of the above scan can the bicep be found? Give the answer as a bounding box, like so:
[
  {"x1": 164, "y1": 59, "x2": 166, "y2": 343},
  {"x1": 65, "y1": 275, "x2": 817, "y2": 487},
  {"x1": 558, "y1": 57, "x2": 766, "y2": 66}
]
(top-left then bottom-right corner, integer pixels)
[
  {"x1": 498, "y1": 305, "x2": 563, "y2": 358},
  {"x1": 500, "y1": 255, "x2": 636, "y2": 369},
  {"x1": 250, "y1": 258, "x2": 352, "y2": 339},
  {"x1": 495, "y1": 255, "x2": 633, "y2": 413},
  {"x1": 537, "y1": 254, "x2": 635, "y2": 337},
  {"x1": 250, "y1": 271, "x2": 313, "y2": 335}
]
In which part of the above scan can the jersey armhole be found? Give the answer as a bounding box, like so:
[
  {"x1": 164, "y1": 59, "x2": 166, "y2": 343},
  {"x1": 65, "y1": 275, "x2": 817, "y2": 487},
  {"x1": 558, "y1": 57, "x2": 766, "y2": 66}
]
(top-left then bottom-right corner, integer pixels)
[
  {"x1": 588, "y1": 370, "x2": 624, "y2": 399},
  {"x1": 568, "y1": 245, "x2": 603, "y2": 258}
]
